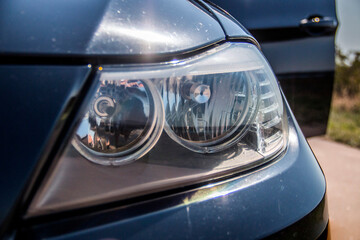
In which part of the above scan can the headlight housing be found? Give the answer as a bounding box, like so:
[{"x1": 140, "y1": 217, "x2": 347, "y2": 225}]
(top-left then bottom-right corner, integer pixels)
[
  {"x1": 72, "y1": 78, "x2": 165, "y2": 165},
  {"x1": 28, "y1": 42, "x2": 288, "y2": 216}
]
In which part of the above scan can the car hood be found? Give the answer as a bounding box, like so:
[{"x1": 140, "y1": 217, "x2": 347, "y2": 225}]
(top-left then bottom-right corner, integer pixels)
[{"x1": 0, "y1": 0, "x2": 225, "y2": 56}]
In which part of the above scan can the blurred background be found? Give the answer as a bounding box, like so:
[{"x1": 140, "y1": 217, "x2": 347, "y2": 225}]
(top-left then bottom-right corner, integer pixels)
[{"x1": 327, "y1": 0, "x2": 360, "y2": 148}]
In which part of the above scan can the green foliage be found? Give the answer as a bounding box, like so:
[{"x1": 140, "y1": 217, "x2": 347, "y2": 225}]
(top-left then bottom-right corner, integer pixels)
[
  {"x1": 335, "y1": 48, "x2": 360, "y2": 97},
  {"x1": 328, "y1": 107, "x2": 360, "y2": 148},
  {"x1": 327, "y1": 47, "x2": 360, "y2": 148}
]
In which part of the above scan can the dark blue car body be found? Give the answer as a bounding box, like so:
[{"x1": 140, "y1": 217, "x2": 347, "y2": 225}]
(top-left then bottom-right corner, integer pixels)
[{"x1": 0, "y1": 0, "x2": 331, "y2": 239}]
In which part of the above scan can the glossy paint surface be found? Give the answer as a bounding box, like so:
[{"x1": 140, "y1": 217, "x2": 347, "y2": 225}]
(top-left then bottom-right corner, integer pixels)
[
  {"x1": 20, "y1": 103, "x2": 327, "y2": 239},
  {"x1": 0, "y1": 0, "x2": 329, "y2": 238},
  {"x1": 203, "y1": 2, "x2": 252, "y2": 40},
  {"x1": 0, "y1": 0, "x2": 225, "y2": 55},
  {"x1": 0, "y1": 0, "x2": 253, "y2": 236},
  {"x1": 261, "y1": 37, "x2": 335, "y2": 74},
  {"x1": 209, "y1": 0, "x2": 336, "y2": 30},
  {"x1": 0, "y1": 66, "x2": 90, "y2": 228}
]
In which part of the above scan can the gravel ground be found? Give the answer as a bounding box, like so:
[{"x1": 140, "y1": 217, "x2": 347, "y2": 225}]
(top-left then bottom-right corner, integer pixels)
[{"x1": 308, "y1": 137, "x2": 360, "y2": 240}]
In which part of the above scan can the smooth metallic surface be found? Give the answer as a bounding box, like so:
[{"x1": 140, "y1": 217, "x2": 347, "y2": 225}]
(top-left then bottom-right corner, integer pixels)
[
  {"x1": 0, "y1": 66, "x2": 90, "y2": 227},
  {"x1": 210, "y1": 0, "x2": 336, "y2": 30},
  {"x1": 201, "y1": 2, "x2": 254, "y2": 40},
  {"x1": 261, "y1": 36, "x2": 335, "y2": 74},
  {"x1": 0, "y1": 0, "x2": 330, "y2": 239},
  {"x1": 265, "y1": 195, "x2": 328, "y2": 239},
  {"x1": 19, "y1": 102, "x2": 327, "y2": 239},
  {"x1": 0, "y1": 0, "x2": 225, "y2": 55}
]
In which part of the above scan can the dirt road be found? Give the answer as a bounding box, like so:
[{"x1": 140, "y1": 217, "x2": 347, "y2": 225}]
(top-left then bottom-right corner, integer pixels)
[{"x1": 308, "y1": 137, "x2": 360, "y2": 240}]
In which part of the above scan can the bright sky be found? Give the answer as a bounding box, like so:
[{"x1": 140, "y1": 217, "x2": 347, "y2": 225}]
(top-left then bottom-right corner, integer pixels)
[{"x1": 336, "y1": 0, "x2": 360, "y2": 53}]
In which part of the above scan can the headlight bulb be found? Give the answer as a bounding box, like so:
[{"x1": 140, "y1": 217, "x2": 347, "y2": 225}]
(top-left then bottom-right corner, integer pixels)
[
  {"x1": 163, "y1": 72, "x2": 259, "y2": 153},
  {"x1": 72, "y1": 79, "x2": 164, "y2": 166},
  {"x1": 93, "y1": 96, "x2": 115, "y2": 117},
  {"x1": 181, "y1": 82, "x2": 211, "y2": 104}
]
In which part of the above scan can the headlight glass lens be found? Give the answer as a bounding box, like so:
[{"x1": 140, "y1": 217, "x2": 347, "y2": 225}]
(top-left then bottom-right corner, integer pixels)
[
  {"x1": 163, "y1": 71, "x2": 258, "y2": 153},
  {"x1": 72, "y1": 78, "x2": 164, "y2": 165},
  {"x1": 28, "y1": 43, "x2": 288, "y2": 216}
]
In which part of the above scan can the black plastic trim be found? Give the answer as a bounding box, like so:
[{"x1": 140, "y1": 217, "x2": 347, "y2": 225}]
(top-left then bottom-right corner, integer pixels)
[
  {"x1": 250, "y1": 27, "x2": 336, "y2": 43},
  {"x1": 276, "y1": 70, "x2": 334, "y2": 79}
]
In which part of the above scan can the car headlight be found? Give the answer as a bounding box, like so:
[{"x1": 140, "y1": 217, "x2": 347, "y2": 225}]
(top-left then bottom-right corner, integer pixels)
[
  {"x1": 72, "y1": 78, "x2": 164, "y2": 165},
  {"x1": 27, "y1": 42, "x2": 288, "y2": 216}
]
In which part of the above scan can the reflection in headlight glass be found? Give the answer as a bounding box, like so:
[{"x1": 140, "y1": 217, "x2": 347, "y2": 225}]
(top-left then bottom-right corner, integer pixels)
[
  {"x1": 73, "y1": 78, "x2": 164, "y2": 166},
  {"x1": 27, "y1": 42, "x2": 288, "y2": 217}
]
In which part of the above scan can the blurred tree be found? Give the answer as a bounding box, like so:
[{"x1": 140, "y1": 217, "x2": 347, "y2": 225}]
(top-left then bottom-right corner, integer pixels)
[{"x1": 335, "y1": 47, "x2": 360, "y2": 97}]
